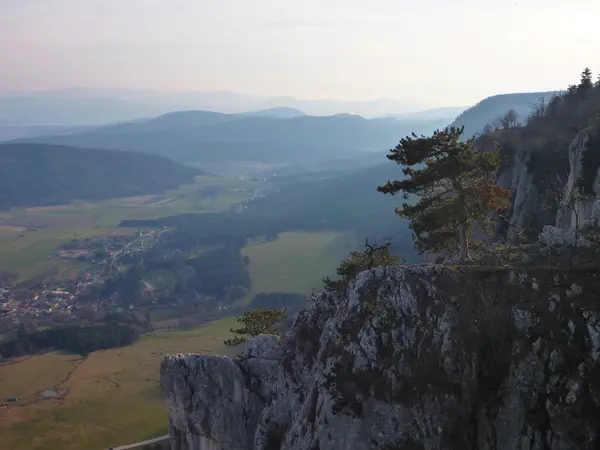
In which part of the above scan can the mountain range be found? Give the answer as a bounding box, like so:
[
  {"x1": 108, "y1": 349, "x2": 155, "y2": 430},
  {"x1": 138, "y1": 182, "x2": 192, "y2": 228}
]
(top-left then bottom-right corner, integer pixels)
[
  {"x1": 11, "y1": 110, "x2": 449, "y2": 166},
  {"x1": 0, "y1": 88, "x2": 439, "y2": 126}
]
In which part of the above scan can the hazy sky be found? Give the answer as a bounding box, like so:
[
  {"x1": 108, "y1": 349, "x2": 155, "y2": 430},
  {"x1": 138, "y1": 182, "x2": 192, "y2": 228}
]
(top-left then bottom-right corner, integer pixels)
[{"x1": 2, "y1": 0, "x2": 600, "y2": 106}]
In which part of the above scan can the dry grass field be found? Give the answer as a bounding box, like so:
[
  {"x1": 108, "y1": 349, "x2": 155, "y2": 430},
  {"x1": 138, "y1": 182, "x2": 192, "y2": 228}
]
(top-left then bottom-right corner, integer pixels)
[{"x1": 0, "y1": 317, "x2": 238, "y2": 450}]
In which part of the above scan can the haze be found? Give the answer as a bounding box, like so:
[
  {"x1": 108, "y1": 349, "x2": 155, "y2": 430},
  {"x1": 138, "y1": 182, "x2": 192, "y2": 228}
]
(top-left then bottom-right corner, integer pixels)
[{"x1": 2, "y1": 0, "x2": 600, "y2": 106}]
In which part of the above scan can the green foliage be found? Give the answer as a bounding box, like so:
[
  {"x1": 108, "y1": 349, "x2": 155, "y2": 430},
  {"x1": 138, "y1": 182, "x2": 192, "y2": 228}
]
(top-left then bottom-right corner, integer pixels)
[
  {"x1": 0, "y1": 143, "x2": 199, "y2": 209},
  {"x1": 223, "y1": 307, "x2": 287, "y2": 346},
  {"x1": 336, "y1": 239, "x2": 403, "y2": 282},
  {"x1": 377, "y1": 127, "x2": 511, "y2": 260}
]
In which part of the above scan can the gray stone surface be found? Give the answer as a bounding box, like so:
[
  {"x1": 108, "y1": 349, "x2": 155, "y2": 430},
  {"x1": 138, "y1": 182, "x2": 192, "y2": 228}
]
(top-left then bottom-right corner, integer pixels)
[{"x1": 161, "y1": 265, "x2": 600, "y2": 450}]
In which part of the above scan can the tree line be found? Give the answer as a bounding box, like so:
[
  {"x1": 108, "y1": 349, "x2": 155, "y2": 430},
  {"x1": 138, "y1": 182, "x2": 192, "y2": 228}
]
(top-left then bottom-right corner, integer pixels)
[{"x1": 0, "y1": 322, "x2": 141, "y2": 359}]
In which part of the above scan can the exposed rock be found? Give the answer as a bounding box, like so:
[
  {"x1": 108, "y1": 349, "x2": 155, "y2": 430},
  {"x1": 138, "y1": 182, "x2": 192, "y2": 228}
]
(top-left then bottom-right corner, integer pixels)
[
  {"x1": 160, "y1": 335, "x2": 281, "y2": 450},
  {"x1": 497, "y1": 148, "x2": 545, "y2": 240},
  {"x1": 538, "y1": 225, "x2": 592, "y2": 247},
  {"x1": 161, "y1": 265, "x2": 600, "y2": 450},
  {"x1": 499, "y1": 127, "x2": 600, "y2": 240},
  {"x1": 556, "y1": 128, "x2": 598, "y2": 230}
]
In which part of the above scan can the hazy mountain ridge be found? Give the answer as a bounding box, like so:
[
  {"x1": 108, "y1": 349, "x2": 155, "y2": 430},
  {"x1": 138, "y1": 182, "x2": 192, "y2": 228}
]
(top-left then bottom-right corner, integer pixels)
[
  {"x1": 0, "y1": 88, "x2": 438, "y2": 126},
  {"x1": 0, "y1": 143, "x2": 201, "y2": 209},
  {"x1": 11, "y1": 110, "x2": 448, "y2": 166},
  {"x1": 378, "y1": 106, "x2": 469, "y2": 121}
]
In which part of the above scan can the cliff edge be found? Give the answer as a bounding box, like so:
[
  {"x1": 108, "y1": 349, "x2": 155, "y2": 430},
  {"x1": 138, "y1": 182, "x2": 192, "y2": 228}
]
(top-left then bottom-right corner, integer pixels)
[{"x1": 161, "y1": 264, "x2": 600, "y2": 450}]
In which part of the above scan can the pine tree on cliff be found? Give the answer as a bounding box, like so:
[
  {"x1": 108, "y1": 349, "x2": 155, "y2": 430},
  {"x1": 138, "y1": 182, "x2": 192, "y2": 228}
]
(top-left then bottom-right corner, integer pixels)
[
  {"x1": 224, "y1": 307, "x2": 287, "y2": 346},
  {"x1": 377, "y1": 127, "x2": 511, "y2": 262},
  {"x1": 579, "y1": 67, "x2": 593, "y2": 92}
]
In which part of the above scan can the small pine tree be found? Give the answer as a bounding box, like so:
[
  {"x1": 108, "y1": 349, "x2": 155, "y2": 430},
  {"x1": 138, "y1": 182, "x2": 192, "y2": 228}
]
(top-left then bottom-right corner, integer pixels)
[
  {"x1": 224, "y1": 307, "x2": 287, "y2": 346},
  {"x1": 377, "y1": 127, "x2": 511, "y2": 262},
  {"x1": 334, "y1": 239, "x2": 403, "y2": 283}
]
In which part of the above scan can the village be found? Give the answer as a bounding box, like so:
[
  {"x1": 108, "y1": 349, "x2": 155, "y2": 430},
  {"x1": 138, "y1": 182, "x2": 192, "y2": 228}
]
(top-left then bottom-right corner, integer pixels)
[{"x1": 0, "y1": 227, "x2": 166, "y2": 333}]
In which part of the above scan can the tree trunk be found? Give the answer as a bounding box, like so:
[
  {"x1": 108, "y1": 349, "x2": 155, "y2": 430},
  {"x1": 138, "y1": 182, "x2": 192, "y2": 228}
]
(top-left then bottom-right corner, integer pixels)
[{"x1": 458, "y1": 223, "x2": 470, "y2": 262}]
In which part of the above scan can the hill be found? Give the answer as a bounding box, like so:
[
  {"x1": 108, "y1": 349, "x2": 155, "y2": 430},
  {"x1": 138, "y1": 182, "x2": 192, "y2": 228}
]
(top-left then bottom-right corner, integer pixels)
[
  {"x1": 0, "y1": 143, "x2": 201, "y2": 209},
  {"x1": 13, "y1": 111, "x2": 446, "y2": 166},
  {"x1": 450, "y1": 91, "x2": 559, "y2": 137}
]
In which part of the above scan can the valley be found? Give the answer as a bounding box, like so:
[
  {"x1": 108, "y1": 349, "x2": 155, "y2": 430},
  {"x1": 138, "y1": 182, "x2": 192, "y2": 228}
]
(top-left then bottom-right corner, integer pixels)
[{"x1": 0, "y1": 76, "x2": 590, "y2": 450}]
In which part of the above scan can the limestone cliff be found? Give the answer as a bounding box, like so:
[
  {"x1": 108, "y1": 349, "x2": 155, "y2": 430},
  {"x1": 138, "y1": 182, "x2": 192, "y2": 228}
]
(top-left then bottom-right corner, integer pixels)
[
  {"x1": 493, "y1": 121, "x2": 600, "y2": 242},
  {"x1": 161, "y1": 265, "x2": 600, "y2": 450}
]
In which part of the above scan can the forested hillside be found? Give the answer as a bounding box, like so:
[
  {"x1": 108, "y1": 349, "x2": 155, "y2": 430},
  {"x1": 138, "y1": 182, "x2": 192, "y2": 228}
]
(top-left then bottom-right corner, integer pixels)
[
  {"x1": 0, "y1": 143, "x2": 201, "y2": 209},
  {"x1": 451, "y1": 91, "x2": 558, "y2": 138}
]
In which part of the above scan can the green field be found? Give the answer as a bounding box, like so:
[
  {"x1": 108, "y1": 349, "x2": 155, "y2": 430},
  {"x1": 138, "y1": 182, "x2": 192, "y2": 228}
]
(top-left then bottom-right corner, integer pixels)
[
  {"x1": 241, "y1": 231, "x2": 356, "y2": 302},
  {"x1": 0, "y1": 175, "x2": 262, "y2": 281}
]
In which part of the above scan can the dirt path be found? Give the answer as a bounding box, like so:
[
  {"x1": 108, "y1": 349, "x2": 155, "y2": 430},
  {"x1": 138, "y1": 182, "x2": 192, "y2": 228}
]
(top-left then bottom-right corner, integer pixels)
[{"x1": 106, "y1": 434, "x2": 170, "y2": 450}]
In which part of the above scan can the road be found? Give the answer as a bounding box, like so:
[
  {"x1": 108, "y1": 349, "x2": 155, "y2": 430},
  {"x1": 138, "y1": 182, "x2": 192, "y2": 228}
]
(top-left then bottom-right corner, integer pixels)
[{"x1": 107, "y1": 434, "x2": 169, "y2": 450}]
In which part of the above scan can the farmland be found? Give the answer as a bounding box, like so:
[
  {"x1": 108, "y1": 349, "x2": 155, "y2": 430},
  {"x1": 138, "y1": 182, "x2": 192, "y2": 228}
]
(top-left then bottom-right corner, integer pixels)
[
  {"x1": 0, "y1": 175, "x2": 262, "y2": 282},
  {"x1": 0, "y1": 317, "x2": 237, "y2": 450},
  {"x1": 0, "y1": 230, "x2": 356, "y2": 449},
  {"x1": 0, "y1": 169, "x2": 364, "y2": 450}
]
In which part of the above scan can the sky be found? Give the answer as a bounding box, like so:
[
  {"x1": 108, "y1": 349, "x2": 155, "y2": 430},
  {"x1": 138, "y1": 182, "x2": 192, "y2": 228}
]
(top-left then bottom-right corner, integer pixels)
[{"x1": 2, "y1": 0, "x2": 600, "y2": 107}]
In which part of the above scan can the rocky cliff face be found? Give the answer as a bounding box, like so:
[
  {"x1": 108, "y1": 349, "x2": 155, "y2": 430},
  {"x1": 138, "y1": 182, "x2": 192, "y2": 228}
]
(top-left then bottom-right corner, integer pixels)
[
  {"x1": 161, "y1": 265, "x2": 600, "y2": 450},
  {"x1": 498, "y1": 127, "x2": 600, "y2": 241}
]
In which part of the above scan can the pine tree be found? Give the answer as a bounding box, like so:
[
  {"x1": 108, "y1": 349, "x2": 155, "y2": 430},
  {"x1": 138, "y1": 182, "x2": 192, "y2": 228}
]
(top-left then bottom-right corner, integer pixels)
[
  {"x1": 579, "y1": 67, "x2": 593, "y2": 92},
  {"x1": 377, "y1": 127, "x2": 511, "y2": 262},
  {"x1": 224, "y1": 307, "x2": 287, "y2": 346}
]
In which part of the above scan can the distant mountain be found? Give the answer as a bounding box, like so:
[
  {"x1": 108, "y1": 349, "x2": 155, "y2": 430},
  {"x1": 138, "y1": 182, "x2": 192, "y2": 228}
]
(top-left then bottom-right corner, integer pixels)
[
  {"x1": 0, "y1": 95, "x2": 173, "y2": 126},
  {"x1": 13, "y1": 110, "x2": 446, "y2": 166},
  {"x1": 0, "y1": 88, "x2": 430, "y2": 126},
  {"x1": 0, "y1": 143, "x2": 201, "y2": 209},
  {"x1": 235, "y1": 107, "x2": 306, "y2": 119},
  {"x1": 0, "y1": 117, "x2": 152, "y2": 142},
  {"x1": 254, "y1": 96, "x2": 427, "y2": 118},
  {"x1": 378, "y1": 106, "x2": 469, "y2": 122},
  {"x1": 0, "y1": 124, "x2": 97, "y2": 141},
  {"x1": 450, "y1": 91, "x2": 560, "y2": 138}
]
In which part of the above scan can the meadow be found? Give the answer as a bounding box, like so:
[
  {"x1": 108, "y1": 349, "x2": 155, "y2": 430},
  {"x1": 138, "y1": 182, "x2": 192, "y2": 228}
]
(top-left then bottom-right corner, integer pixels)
[
  {"x1": 241, "y1": 231, "x2": 356, "y2": 302},
  {"x1": 0, "y1": 317, "x2": 238, "y2": 450}
]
